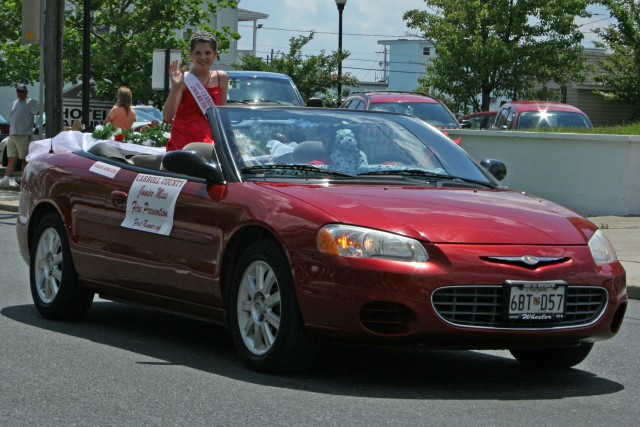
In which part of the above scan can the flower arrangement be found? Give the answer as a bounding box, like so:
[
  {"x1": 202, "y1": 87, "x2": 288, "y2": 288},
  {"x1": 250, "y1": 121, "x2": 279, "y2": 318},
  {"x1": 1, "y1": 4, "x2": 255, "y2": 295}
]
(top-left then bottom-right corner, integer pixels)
[{"x1": 91, "y1": 121, "x2": 172, "y2": 147}]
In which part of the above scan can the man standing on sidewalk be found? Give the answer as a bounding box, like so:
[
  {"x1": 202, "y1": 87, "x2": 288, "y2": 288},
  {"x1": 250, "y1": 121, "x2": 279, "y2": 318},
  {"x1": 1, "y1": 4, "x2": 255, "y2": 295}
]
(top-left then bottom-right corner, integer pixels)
[{"x1": 1, "y1": 83, "x2": 39, "y2": 187}]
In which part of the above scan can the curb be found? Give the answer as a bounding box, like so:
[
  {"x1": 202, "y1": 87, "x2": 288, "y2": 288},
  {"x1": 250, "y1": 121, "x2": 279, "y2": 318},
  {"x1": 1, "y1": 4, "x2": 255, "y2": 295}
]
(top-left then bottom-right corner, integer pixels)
[{"x1": 0, "y1": 202, "x2": 18, "y2": 213}]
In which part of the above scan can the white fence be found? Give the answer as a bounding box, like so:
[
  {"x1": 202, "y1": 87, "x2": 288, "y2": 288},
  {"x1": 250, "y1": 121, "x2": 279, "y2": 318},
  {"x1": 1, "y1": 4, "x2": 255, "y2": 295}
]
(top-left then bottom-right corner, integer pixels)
[{"x1": 447, "y1": 129, "x2": 640, "y2": 217}]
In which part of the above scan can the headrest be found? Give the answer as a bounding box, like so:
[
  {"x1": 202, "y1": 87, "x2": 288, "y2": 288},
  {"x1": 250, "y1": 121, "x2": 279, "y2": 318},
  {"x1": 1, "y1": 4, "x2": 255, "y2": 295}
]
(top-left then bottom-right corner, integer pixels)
[
  {"x1": 292, "y1": 140, "x2": 324, "y2": 163},
  {"x1": 183, "y1": 142, "x2": 215, "y2": 161}
]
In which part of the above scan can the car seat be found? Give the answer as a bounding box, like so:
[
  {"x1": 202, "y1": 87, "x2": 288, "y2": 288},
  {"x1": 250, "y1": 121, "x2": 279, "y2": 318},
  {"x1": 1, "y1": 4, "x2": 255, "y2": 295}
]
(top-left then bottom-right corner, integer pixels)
[{"x1": 292, "y1": 140, "x2": 325, "y2": 163}]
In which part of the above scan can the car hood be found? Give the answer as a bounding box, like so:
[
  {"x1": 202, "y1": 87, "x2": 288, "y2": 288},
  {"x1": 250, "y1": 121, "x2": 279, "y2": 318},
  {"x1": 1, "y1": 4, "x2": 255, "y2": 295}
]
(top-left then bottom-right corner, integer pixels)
[{"x1": 259, "y1": 183, "x2": 595, "y2": 245}]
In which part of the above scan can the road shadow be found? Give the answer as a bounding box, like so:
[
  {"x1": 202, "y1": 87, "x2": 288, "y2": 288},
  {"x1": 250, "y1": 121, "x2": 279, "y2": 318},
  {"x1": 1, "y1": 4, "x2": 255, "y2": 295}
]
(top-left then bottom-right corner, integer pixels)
[
  {"x1": 0, "y1": 212, "x2": 18, "y2": 225},
  {"x1": 2, "y1": 300, "x2": 624, "y2": 400}
]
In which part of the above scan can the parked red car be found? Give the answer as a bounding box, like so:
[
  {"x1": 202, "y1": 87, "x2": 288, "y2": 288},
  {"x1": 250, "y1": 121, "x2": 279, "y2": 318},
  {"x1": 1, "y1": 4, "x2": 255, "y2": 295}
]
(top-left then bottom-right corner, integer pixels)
[
  {"x1": 0, "y1": 112, "x2": 9, "y2": 139},
  {"x1": 340, "y1": 91, "x2": 463, "y2": 129},
  {"x1": 459, "y1": 111, "x2": 498, "y2": 129},
  {"x1": 17, "y1": 106, "x2": 627, "y2": 373},
  {"x1": 1, "y1": 112, "x2": 12, "y2": 167},
  {"x1": 492, "y1": 101, "x2": 592, "y2": 130}
]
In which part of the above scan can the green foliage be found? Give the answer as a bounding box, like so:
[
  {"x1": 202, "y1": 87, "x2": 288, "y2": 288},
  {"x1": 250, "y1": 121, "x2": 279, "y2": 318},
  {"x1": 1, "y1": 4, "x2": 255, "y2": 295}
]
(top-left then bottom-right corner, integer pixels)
[
  {"x1": 92, "y1": 121, "x2": 172, "y2": 146},
  {"x1": 91, "y1": 123, "x2": 120, "y2": 140},
  {"x1": 63, "y1": 0, "x2": 239, "y2": 107},
  {"x1": 0, "y1": 1, "x2": 239, "y2": 108},
  {"x1": 579, "y1": 121, "x2": 640, "y2": 135},
  {"x1": 232, "y1": 32, "x2": 357, "y2": 107},
  {"x1": 404, "y1": 0, "x2": 590, "y2": 114},
  {"x1": 0, "y1": 0, "x2": 41, "y2": 87},
  {"x1": 593, "y1": 0, "x2": 640, "y2": 117}
]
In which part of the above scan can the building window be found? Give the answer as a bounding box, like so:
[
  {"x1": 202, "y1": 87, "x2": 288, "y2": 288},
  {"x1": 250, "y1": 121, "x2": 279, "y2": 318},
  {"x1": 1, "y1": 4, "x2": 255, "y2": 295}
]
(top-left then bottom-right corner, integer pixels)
[{"x1": 423, "y1": 47, "x2": 431, "y2": 56}]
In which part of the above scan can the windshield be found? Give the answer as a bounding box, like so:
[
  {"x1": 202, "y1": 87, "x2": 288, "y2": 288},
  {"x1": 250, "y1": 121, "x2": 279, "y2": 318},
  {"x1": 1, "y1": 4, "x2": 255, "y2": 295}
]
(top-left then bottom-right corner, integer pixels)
[
  {"x1": 227, "y1": 76, "x2": 303, "y2": 106},
  {"x1": 217, "y1": 107, "x2": 497, "y2": 186},
  {"x1": 517, "y1": 111, "x2": 591, "y2": 129},
  {"x1": 371, "y1": 102, "x2": 460, "y2": 128},
  {"x1": 134, "y1": 107, "x2": 163, "y2": 121}
]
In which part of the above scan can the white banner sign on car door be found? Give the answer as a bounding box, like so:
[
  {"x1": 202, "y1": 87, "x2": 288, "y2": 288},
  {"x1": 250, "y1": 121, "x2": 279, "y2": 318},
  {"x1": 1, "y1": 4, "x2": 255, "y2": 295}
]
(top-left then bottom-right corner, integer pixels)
[{"x1": 121, "y1": 173, "x2": 187, "y2": 235}]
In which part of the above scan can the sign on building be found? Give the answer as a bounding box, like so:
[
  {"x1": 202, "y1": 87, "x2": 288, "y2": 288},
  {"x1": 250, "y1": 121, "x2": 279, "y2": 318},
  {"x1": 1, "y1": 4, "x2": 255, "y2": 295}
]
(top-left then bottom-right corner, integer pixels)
[{"x1": 62, "y1": 100, "x2": 113, "y2": 130}]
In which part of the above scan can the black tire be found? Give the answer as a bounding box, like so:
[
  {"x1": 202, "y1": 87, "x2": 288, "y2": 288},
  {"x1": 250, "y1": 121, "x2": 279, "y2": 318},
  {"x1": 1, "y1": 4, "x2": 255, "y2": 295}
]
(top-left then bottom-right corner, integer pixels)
[
  {"x1": 228, "y1": 239, "x2": 318, "y2": 374},
  {"x1": 30, "y1": 212, "x2": 94, "y2": 320},
  {"x1": 509, "y1": 342, "x2": 594, "y2": 369},
  {"x1": 1, "y1": 145, "x2": 7, "y2": 167}
]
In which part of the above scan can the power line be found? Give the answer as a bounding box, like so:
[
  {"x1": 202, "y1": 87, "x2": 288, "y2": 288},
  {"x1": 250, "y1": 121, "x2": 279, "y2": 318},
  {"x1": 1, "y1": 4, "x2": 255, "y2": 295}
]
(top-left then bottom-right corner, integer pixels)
[{"x1": 238, "y1": 24, "x2": 408, "y2": 39}]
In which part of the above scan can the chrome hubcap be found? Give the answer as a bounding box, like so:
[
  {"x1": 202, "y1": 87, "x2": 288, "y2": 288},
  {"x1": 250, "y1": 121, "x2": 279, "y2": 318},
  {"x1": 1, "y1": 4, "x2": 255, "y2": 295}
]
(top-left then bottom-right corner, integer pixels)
[
  {"x1": 237, "y1": 260, "x2": 281, "y2": 355},
  {"x1": 34, "y1": 227, "x2": 63, "y2": 304}
]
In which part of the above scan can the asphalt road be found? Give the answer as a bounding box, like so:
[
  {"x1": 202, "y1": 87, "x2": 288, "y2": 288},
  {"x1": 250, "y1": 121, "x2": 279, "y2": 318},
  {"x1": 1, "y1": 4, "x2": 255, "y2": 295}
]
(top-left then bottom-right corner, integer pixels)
[{"x1": 1, "y1": 209, "x2": 639, "y2": 426}]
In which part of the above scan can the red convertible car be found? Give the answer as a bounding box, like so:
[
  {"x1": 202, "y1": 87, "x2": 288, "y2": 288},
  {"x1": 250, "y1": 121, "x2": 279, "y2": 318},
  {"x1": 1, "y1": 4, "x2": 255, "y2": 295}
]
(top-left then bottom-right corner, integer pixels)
[{"x1": 16, "y1": 106, "x2": 628, "y2": 373}]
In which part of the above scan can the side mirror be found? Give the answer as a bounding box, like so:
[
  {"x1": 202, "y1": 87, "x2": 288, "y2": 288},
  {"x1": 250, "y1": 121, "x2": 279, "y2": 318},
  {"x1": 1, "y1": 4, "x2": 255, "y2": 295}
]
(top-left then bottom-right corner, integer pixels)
[
  {"x1": 459, "y1": 120, "x2": 471, "y2": 129},
  {"x1": 162, "y1": 150, "x2": 225, "y2": 183},
  {"x1": 480, "y1": 159, "x2": 507, "y2": 181},
  {"x1": 306, "y1": 97, "x2": 323, "y2": 107}
]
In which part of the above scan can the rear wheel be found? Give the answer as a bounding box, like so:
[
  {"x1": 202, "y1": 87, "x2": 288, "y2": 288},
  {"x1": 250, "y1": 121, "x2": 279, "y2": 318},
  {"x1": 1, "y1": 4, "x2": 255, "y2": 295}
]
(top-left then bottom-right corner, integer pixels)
[
  {"x1": 228, "y1": 239, "x2": 318, "y2": 374},
  {"x1": 30, "y1": 213, "x2": 94, "y2": 320},
  {"x1": 509, "y1": 342, "x2": 594, "y2": 369}
]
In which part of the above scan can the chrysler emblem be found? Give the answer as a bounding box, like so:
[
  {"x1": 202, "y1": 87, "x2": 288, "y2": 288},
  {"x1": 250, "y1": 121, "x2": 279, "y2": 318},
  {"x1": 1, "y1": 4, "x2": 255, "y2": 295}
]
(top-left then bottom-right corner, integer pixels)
[{"x1": 521, "y1": 255, "x2": 539, "y2": 265}]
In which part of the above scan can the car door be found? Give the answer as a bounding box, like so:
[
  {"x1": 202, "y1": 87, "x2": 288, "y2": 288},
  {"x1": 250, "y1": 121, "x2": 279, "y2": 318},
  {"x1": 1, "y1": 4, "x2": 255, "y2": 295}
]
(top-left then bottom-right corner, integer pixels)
[{"x1": 100, "y1": 165, "x2": 225, "y2": 306}]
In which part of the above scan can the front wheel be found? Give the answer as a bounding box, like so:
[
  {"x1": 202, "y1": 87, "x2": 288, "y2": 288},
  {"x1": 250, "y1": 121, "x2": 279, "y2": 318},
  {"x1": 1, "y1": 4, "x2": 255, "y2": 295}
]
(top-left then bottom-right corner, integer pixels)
[
  {"x1": 30, "y1": 212, "x2": 94, "y2": 320},
  {"x1": 228, "y1": 239, "x2": 318, "y2": 374},
  {"x1": 509, "y1": 342, "x2": 594, "y2": 369}
]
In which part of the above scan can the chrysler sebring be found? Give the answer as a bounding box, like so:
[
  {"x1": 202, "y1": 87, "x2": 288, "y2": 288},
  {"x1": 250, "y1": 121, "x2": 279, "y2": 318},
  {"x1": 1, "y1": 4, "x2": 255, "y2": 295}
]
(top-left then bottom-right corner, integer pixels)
[{"x1": 16, "y1": 106, "x2": 627, "y2": 373}]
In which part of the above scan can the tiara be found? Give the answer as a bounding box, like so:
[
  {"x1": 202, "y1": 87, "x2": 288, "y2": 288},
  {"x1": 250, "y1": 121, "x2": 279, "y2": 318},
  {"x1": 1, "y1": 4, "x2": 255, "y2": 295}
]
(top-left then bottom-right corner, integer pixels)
[{"x1": 191, "y1": 30, "x2": 218, "y2": 43}]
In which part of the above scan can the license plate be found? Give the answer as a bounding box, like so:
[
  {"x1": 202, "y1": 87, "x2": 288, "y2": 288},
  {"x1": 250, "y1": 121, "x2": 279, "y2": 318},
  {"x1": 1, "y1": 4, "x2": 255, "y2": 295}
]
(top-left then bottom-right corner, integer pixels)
[{"x1": 504, "y1": 280, "x2": 566, "y2": 320}]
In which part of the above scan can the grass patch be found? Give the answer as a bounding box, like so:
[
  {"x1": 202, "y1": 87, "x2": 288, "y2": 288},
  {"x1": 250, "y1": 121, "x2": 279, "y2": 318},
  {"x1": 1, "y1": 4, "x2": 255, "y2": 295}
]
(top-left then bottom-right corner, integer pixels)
[{"x1": 532, "y1": 122, "x2": 640, "y2": 135}]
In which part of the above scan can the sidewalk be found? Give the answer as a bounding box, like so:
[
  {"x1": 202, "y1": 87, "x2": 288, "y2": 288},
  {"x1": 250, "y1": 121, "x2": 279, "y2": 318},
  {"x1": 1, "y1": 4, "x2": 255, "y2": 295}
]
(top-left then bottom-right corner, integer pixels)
[{"x1": 0, "y1": 181, "x2": 638, "y2": 300}]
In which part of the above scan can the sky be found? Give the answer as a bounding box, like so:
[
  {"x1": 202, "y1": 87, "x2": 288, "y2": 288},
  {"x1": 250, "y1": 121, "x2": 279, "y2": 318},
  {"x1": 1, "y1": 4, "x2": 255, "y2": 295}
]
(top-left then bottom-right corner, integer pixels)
[
  {"x1": 235, "y1": 0, "x2": 432, "y2": 81},
  {"x1": 235, "y1": 0, "x2": 616, "y2": 82}
]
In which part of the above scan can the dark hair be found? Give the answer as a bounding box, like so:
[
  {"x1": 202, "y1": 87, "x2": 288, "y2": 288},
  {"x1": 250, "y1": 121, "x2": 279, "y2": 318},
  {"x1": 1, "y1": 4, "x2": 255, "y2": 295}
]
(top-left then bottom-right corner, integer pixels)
[{"x1": 190, "y1": 30, "x2": 218, "y2": 51}]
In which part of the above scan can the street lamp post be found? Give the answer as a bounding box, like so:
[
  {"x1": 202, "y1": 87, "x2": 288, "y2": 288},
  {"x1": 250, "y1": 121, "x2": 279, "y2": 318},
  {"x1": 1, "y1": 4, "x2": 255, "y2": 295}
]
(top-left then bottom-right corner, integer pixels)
[{"x1": 335, "y1": 0, "x2": 347, "y2": 104}]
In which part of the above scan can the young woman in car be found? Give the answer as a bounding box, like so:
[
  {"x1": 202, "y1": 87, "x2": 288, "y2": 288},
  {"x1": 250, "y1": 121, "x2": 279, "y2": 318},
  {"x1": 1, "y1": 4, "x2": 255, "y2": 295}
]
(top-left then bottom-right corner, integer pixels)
[{"x1": 163, "y1": 30, "x2": 228, "y2": 152}]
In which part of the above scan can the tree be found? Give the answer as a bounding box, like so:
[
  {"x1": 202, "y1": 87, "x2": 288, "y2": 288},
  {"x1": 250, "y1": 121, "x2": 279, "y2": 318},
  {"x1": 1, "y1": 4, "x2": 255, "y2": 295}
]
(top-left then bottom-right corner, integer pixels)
[
  {"x1": 0, "y1": 0, "x2": 41, "y2": 87},
  {"x1": 594, "y1": 0, "x2": 640, "y2": 118},
  {"x1": 0, "y1": 0, "x2": 239, "y2": 107},
  {"x1": 403, "y1": 0, "x2": 591, "y2": 113},
  {"x1": 63, "y1": 0, "x2": 239, "y2": 107},
  {"x1": 233, "y1": 32, "x2": 357, "y2": 107}
]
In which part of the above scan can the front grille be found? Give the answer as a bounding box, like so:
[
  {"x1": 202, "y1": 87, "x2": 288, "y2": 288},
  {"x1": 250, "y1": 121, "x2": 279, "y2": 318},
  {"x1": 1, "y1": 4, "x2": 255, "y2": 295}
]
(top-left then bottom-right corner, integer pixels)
[{"x1": 431, "y1": 286, "x2": 607, "y2": 329}]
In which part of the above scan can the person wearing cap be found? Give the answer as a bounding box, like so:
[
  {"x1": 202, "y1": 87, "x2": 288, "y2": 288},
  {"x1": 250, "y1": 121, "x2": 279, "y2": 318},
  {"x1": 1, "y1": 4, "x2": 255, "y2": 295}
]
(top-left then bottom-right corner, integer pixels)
[{"x1": 1, "y1": 84, "x2": 39, "y2": 187}]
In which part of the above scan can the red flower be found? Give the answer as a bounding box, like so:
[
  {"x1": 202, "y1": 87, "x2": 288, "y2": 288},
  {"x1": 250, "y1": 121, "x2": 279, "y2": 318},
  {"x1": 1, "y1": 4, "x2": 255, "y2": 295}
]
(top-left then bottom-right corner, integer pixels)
[
  {"x1": 114, "y1": 133, "x2": 125, "y2": 142},
  {"x1": 150, "y1": 120, "x2": 157, "y2": 127}
]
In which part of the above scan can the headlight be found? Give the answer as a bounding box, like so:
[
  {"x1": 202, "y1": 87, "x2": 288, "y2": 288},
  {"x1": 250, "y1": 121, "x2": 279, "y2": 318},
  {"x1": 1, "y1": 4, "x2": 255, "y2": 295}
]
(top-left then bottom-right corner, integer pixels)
[
  {"x1": 317, "y1": 224, "x2": 428, "y2": 262},
  {"x1": 588, "y1": 229, "x2": 618, "y2": 265}
]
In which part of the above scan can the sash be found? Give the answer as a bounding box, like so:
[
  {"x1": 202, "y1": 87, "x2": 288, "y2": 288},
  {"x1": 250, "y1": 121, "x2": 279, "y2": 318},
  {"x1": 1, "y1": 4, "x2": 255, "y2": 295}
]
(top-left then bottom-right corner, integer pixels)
[{"x1": 184, "y1": 72, "x2": 216, "y2": 115}]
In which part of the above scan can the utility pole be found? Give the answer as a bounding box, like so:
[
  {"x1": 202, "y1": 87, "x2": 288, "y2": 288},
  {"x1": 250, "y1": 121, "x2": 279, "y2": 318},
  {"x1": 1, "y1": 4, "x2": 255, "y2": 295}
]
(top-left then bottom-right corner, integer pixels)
[
  {"x1": 82, "y1": 0, "x2": 91, "y2": 131},
  {"x1": 43, "y1": 0, "x2": 64, "y2": 138}
]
